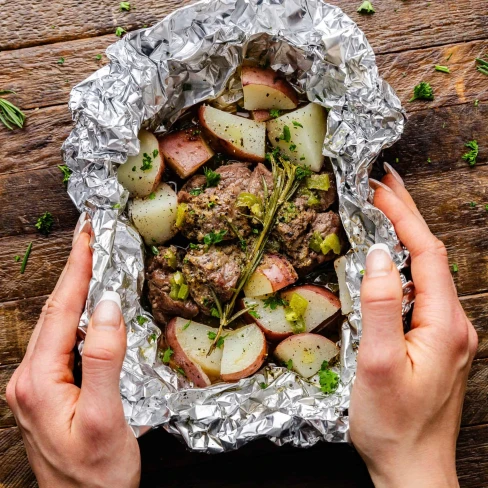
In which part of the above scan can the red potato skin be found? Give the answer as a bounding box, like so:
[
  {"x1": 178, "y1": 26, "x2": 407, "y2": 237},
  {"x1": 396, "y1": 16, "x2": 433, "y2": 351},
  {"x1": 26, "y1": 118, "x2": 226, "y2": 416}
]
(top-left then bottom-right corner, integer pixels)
[
  {"x1": 198, "y1": 105, "x2": 266, "y2": 163},
  {"x1": 241, "y1": 66, "x2": 298, "y2": 107},
  {"x1": 165, "y1": 317, "x2": 212, "y2": 387},
  {"x1": 259, "y1": 254, "x2": 298, "y2": 293},
  {"x1": 158, "y1": 128, "x2": 214, "y2": 179},
  {"x1": 251, "y1": 110, "x2": 272, "y2": 122},
  {"x1": 220, "y1": 328, "x2": 267, "y2": 382}
]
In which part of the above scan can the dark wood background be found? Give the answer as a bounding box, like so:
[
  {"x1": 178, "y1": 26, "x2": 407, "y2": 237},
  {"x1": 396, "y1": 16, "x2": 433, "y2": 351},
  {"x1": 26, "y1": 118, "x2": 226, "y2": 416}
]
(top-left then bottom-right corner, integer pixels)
[{"x1": 1, "y1": 1, "x2": 487, "y2": 486}]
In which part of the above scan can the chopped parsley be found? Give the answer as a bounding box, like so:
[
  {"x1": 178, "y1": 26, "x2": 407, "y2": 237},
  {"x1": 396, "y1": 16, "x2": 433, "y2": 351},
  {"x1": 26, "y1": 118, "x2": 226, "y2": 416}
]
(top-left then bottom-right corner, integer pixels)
[
  {"x1": 263, "y1": 293, "x2": 289, "y2": 310},
  {"x1": 57, "y1": 57, "x2": 65, "y2": 65},
  {"x1": 175, "y1": 366, "x2": 186, "y2": 376},
  {"x1": 140, "y1": 152, "x2": 154, "y2": 171},
  {"x1": 207, "y1": 331, "x2": 227, "y2": 348},
  {"x1": 149, "y1": 333, "x2": 157, "y2": 343},
  {"x1": 190, "y1": 187, "x2": 203, "y2": 196},
  {"x1": 120, "y1": 1, "x2": 131, "y2": 11},
  {"x1": 189, "y1": 243, "x2": 199, "y2": 249},
  {"x1": 269, "y1": 109, "x2": 281, "y2": 118},
  {"x1": 289, "y1": 143, "x2": 297, "y2": 152},
  {"x1": 295, "y1": 165, "x2": 313, "y2": 181},
  {"x1": 462, "y1": 140, "x2": 478, "y2": 166},
  {"x1": 151, "y1": 245, "x2": 159, "y2": 255},
  {"x1": 259, "y1": 382, "x2": 267, "y2": 389},
  {"x1": 285, "y1": 359, "x2": 293, "y2": 370},
  {"x1": 96, "y1": 54, "x2": 102, "y2": 61},
  {"x1": 292, "y1": 120, "x2": 303, "y2": 128},
  {"x1": 451, "y1": 263, "x2": 459, "y2": 273},
  {"x1": 203, "y1": 167, "x2": 221, "y2": 187},
  {"x1": 485, "y1": 204, "x2": 488, "y2": 212},
  {"x1": 115, "y1": 27, "x2": 126, "y2": 37},
  {"x1": 148, "y1": 192, "x2": 156, "y2": 200},
  {"x1": 468, "y1": 201, "x2": 477, "y2": 208},
  {"x1": 409, "y1": 81, "x2": 434, "y2": 102},
  {"x1": 357, "y1": 1, "x2": 375, "y2": 14},
  {"x1": 203, "y1": 229, "x2": 227, "y2": 246},
  {"x1": 14, "y1": 255, "x2": 20, "y2": 262},
  {"x1": 249, "y1": 310, "x2": 261, "y2": 319},
  {"x1": 162, "y1": 347, "x2": 174, "y2": 363},
  {"x1": 210, "y1": 307, "x2": 220, "y2": 318},
  {"x1": 35, "y1": 212, "x2": 54, "y2": 236},
  {"x1": 136, "y1": 315, "x2": 148, "y2": 325},
  {"x1": 208, "y1": 201, "x2": 216, "y2": 208},
  {"x1": 279, "y1": 125, "x2": 291, "y2": 143},
  {"x1": 112, "y1": 203, "x2": 121, "y2": 209},
  {"x1": 20, "y1": 242, "x2": 33, "y2": 274},
  {"x1": 446, "y1": 52, "x2": 453, "y2": 62},
  {"x1": 475, "y1": 57, "x2": 488, "y2": 76},
  {"x1": 182, "y1": 320, "x2": 191, "y2": 330},
  {"x1": 318, "y1": 361, "x2": 339, "y2": 394},
  {"x1": 434, "y1": 65, "x2": 450, "y2": 74},
  {"x1": 252, "y1": 228, "x2": 259, "y2": 234},
  {"x1": 475, "y1": 99, "x2": 479, "y2": 107},
  {"x1": 58, "y1": 164, "x2": 72, "y2": 185}
]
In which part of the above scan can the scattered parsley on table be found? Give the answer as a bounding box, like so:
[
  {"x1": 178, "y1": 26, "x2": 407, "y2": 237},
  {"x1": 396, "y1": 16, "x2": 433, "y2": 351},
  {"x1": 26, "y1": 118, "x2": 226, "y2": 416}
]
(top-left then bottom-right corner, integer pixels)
[
  {"x1": 462, "y1": 140, "x2": 478, "y2": 167},
  {"x1": 357, "y1": 1, "x2": 374, "y2": 14},
  {"x1": 409, "y1": 81, "x2": 434, "y2": 102},
  {"x1": 35, "y1": 212, "x2": 54, "y2": 236}
]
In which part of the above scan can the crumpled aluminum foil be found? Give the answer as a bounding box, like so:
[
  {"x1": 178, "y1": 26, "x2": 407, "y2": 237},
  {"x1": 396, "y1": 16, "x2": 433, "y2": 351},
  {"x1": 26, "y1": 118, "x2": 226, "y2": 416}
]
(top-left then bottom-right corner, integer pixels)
[{"x1": 62, "y1": 0, "x2": 408, "y2": 452}]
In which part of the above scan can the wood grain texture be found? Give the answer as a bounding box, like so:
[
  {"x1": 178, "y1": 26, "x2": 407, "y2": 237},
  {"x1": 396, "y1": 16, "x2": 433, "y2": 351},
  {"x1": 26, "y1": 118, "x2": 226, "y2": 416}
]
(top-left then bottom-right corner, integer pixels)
[
  {"x1": 0, "y1": 365, "x2": 16, "y2": 428},
  {"x1": 461, "y1": 294, "x2": 488, "y2": 360},
  {"x1": 457, "y1": 424, "x2": 488, "y2": 488},
  {"x1": 2, "y1": 0, "x2": 488, "y2": 55},
  {"x1": 382, "y1": 102, "x2": 488, "y2": 177},
  {"x1": 0, "y1": 166, "x2": 79, "y2": 238},
  {"x1": 0, "y1": 105, "x2": 73, "y2": 176}
]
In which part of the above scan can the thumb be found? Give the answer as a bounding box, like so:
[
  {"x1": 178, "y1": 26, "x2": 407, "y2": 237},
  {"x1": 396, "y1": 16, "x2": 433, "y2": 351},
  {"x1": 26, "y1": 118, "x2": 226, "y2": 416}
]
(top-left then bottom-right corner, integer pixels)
[
  {"x1": 359, "y1": 244, "x2": 407, "y2": 373},
  {"x1": 78, "y1": 291, "x2": 127, "y2": 413}
]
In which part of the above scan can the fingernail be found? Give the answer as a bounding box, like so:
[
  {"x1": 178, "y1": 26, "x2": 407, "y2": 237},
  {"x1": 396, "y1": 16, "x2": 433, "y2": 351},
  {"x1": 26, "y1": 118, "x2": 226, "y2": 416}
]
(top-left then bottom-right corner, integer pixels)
[
  {"x1": 366, "y1": 243, "x2": 393, "y2": 278},
  {"x1": 92, "y1": 291, "x2": 122, "y2": 331},
  {"x1": 383, "y1": 162, "x2": 405, "y2": 187},
  {"x1": 72, "y1": 212, "x2": 92, "y2": 246},
  {"x1": 369, "y1": 178, "x2": 393, "y2": 193}
]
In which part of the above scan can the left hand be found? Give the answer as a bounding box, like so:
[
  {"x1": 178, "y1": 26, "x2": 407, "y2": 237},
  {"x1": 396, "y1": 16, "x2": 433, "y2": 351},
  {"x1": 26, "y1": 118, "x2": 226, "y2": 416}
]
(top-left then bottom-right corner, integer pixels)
[{"x1": 6, "y1": 213, "x2": 141, "y2": 488}]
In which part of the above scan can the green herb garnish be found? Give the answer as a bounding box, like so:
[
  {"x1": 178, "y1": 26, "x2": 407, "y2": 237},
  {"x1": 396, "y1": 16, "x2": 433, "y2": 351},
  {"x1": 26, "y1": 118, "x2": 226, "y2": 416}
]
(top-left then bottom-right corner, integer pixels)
[
  {"x1": 148, "y1": 192, "x2": 156, "y2": 200},
  {"x1": 182, "y1": 320, "x2": 191, "y2": 330},
  {"x1": 203, "y1": 229, "x2": 227, "y2": 246},
  {"x1": 120, "y1": 1, "x2": 130, "y2": 11},
  {"x1": 248, "y1": 310, "x2": 261, "y2": 319},
  {"x1": 295, "y1": 165, "x2": 313, "y2": 181},
  {"x1": 263, "y1": 293, "x2": 289, "y2": 310},
  {"x1": 96, "y1": 54, "x2": 102, "y2": 61},
  {"x1": 175, "y1": 366, "x2": 186, "y2": 376},
  {"x1": 289, "y1": 143, "x2": 297, "y2": 152},
  {"x1": 57, "y1": 57, "x2": 65, "y2": 65},
  {"x1": 318, "y1": 361, "x2": 339, "y2": 394},
  {"x1": 409, "y1": 81, "x2": 434, "y2": 102},
  {"x1": 20, "y1": 242, "x2": 32, "y2": 274},
  {"x1": 452, "y1": 263, "x2": 459, "y2": 273},
  {"x1": 357, "y1": 1, "x2": 374, "y2": 14},
  {"x1": 259, "y1": 382, "x2": 267, "y2": 389},
  {"x1": 207, "y1": 331, "x2": 226, "y2": 348},
  {"x1": 203, "y1": 167, "x2": 221, "y2": 187},
  {"x1": 14, "y1": 255, "x2": 20, "y2": 262},
  {"x1": 162, "y1": 347, "x2": 174, "y2": 363},
  {"x1": 58, "y1": 164, "x2": 72, "y2": 185},
  {"x1": 434, "y1": 65, "x2": 449, "y2": 73},
  {"x1": 140, "y1": 152, "x2": 153, "y2": 171},
  {"x1": 279, "y1": 125, "x2": 291, "y2": 143},
  {"x1": 149, "y1": 333, "x2": 157, "y2": 343},
  {"x1": 190, "y1": 187, "x2": 203, "y2": 196},
  {"x1": 462, "y1": 140, "x2": 478, "y2": 166},
  {"x1": 151, "y1": 245, "x2": 159, "y2": 256},
  {"x1": 286, "y1": 359, "x2": 293, "y2": 370},
  {"x1": 475, "y1": 57, "x2": 488, "y2": 76},
  {"x1": 0, "y1": 91, "x2": 26, "y2": 130},
  {"x1": 292, "y1": 120, "x2": 303, "y2": 128},
  {"x1": 189, "y1": 243, "x2": 199, "y2": 249},
  {"x1": 269, "y1": 109, "x2": 281, "y2": 118},
  {"x1": 468, "y1": 201, "x2": 477, "y2": 208},
  {"x1": 115, "y1": 26, "x2": 126, "y2": 37},
  {"x1": 35, "y1": 212, "x2": 54, "y2": 236},
  {"x1": 136, "y1": 315, "x2": 148, "y2": 325},
  {"x1": 210, "y1": 307, "x2": 220, "y2": 318}
]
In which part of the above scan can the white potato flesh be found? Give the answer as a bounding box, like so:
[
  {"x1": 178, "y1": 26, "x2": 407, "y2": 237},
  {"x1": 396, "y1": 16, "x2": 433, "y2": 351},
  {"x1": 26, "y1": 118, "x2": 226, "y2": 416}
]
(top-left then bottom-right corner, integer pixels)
[
  {"x1": 274, "y1": 333, "x2": 339, "y2": 378},
  {"x1": 243, "y1": 285, "x2": 341, "y2": 341},
  {"x1": 243, "y1": 85, "x2": 297, "y2": 110},
  {"x1": 129, "y1": 183, "x2": 177, "y2": 245},
  {"x1": 266, "y1": 103, "x2": 327, "y2": 172},
  {"x1": 117, "y1": 130, "x2": 164, "y2": 198},
  {"x1": 220, "y1": 324, "x2": 266, "y2": 380},
  {"x1": 199, "y1": 105, "x2": 266, "y2": 162},
  {"x1": 172, "y1": 317, "x2": 223, "y2": 379},
  {"x1": 334, "y1": 256, "x2": 353, "y2": 315}
]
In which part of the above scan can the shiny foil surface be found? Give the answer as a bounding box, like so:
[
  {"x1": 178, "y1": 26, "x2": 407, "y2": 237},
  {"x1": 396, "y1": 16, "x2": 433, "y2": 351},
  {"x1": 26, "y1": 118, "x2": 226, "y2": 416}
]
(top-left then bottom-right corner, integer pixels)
[{"x1": 62, "y1": 0, "x2": 408, "y2": 452}]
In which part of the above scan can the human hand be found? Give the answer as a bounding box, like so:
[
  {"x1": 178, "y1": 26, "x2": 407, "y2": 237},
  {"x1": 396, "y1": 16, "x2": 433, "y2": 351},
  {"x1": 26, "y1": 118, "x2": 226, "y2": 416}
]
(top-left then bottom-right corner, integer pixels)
[
  {"x1": 6, "y1": 213, "x2": 141, "y2": 488},
  {"x1": 350, "y1": 164, "x2": 478, "y2": 488}
]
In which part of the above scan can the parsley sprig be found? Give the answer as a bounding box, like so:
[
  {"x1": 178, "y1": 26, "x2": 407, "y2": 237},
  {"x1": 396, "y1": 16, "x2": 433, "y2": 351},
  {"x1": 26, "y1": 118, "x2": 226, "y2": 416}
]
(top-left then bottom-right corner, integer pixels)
[
  {"x1": 409, "y1": 81, "x2": 434, "y2": 102},
  {"x1": 318, "y1": 361, "x2": 339, "y2": 394},
  {"x1": 35, "y1": 212, "x2": 54, "y2": 236},
  {"x1": 58, "y1": 165, "x2": 72, "y2": 185},
  {"x1": 203, "y1": 167, "x2": 221, "y2": 187},
  {"x1": 462, "y1": 140, "x2": 478, "y2": 166}
]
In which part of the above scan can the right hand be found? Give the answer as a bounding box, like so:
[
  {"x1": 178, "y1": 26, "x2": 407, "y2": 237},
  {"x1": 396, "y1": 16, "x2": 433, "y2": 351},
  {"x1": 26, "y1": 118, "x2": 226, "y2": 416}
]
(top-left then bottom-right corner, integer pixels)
[{"x1": 350, "y1": 164, "x2": 478, "y2": 488}]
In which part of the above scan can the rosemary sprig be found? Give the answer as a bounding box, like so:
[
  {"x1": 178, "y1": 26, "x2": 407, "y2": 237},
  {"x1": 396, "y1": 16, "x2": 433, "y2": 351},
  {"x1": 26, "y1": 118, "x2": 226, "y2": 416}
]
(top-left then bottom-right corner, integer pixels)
[
  {"x1": 207, "y1": 155, "x2": 305, "y2": 354},
  {"x1": 0, "y1": 91, "x2": 25, "y2": 130}
]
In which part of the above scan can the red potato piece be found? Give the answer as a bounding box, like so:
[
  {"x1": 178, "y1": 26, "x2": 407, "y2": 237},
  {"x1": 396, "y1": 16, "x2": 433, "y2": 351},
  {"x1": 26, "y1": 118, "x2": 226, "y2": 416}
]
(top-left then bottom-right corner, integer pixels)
[
  {"x1": 243, "y1": 253, "x2": 298, "y2": 298},
  {"x1": 274, "y1": 333, "x2": 339, "y2": 378},
  {"x1": 158, "y1": 128, "x2": 214, "y2": 179},
  {"x1": 166, "y1": 317, "x2": 223, "y2": 386},
  {"x1": 242, "y1": 285, "x2": 341, "y2": 341},
  {"x1": 251, "y1": 110, "x2": 272, "y2": 122},
  {"x1": 220, "y1": 324, "x2": 267, "y2": 381},
  {"x1": 198, "y1": 105, "x2": 266, "y2": 162},
  {"x1": 242, "y1": 66, "x2": 298, "y2": 111}
]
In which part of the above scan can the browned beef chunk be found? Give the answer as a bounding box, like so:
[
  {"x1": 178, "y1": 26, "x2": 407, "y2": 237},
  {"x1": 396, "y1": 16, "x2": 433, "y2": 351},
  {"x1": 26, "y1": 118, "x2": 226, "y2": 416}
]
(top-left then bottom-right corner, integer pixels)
[
  {"x1": 286, "y1": 211, "x2": 345, "y2": 275},
  {"x1": 182, "y1": 244, "x2": 245, "y2": 314},
  {"x1": 146, "y1": 245, "x2": 199, "y2": 325},
  {"x1": 247, "y1": 163, "x2": 274, "y2": 201},
  {"x1": 294, "y1": 171, "x2": 337, "y2": 212},
  {"x1": 177, "y1": 163, "x2": 252, "y2": 242}
]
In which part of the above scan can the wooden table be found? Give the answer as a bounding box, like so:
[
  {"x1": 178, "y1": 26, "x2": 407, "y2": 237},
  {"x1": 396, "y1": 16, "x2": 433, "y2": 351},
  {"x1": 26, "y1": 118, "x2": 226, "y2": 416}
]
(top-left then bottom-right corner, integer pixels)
[{"x1": 0, "y1": 1, "x2": 487, "y2": 486}]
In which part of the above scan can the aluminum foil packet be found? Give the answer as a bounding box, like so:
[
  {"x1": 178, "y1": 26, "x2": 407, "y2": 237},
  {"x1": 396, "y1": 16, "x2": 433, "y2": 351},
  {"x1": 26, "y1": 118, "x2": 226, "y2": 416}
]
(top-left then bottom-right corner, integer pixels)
[{"x1": 62, "y1": 0, "x2": 408, "y2": 452}]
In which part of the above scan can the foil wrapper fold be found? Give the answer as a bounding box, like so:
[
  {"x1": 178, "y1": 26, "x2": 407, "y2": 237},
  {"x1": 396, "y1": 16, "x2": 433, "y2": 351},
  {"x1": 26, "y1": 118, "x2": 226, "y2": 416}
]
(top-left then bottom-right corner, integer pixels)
[{"x1": 62, "y1": 0, "x2": 407, "y2": 452}]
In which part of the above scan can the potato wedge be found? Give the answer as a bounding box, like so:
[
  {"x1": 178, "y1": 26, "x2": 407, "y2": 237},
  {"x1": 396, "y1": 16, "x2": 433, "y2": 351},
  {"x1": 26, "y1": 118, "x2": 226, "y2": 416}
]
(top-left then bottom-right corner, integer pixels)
[
  {"x1": 242, "y1": 285, "x2": 341, "y2": 341},
  {"x1": 220, "y1": 324, "x2": 267, "y2": 381},
  {"x1": 117, "y1": 130, "x2": 165, "y2": 198},
  {"x1": 129, "y1": 183, "x2": 178, "y2": 245},
  {"x1": 334, "y1": 256, "x2": 353, "y2": 315},
  {"x1": 242, "y1": 66, "x2": 298, "y2": 111},
  {"x1": 274, "y1": 333, "x2": 339, "y2": 378},
  {"x1": 199, "y1": 105, "x2": 266, "y2": 162},
  {"x1": 243, "y1": 253, "x2": 298, "y2": 298},
  {"x1": 266, "y1": 103, "x2": 327, "y2": 172},
  {"x1": 166, "y1": 317, "x2": 223, "y2": 386},
  {"x1": 158, "y1": 128, "x2": 214, "y2": 179}
]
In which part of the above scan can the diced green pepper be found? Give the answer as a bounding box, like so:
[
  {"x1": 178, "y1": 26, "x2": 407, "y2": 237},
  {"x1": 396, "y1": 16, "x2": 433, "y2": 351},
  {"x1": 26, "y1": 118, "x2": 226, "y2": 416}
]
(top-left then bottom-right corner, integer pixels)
[
  {"x1": 284, "y1": 293, "x2": 308, "y2": 334},
  {"x1": 164, "y1": 249, "x2": 177, "y2": 269},
  {"x1": 307, "y1": 191, "x2": 320, "y2": 207},
  {"x1": 169, "y1": 284, "x2": 179, "y2": 300},
  {"x1": 175, "y1": 203, "x2": 188, "y2": 228},
  {"x1": 236, "y1": 192, "x2": 263, "y2": 218},
  {"x1": 289, "y1": 293, "x2": 308, "y2": 317},
  {"x1": 320, "y1": 233, "x2": 341, "y2": 255},
  {"x1": 173, "y1": 271, "x2": 184, "y2": 286},
  {"x1": 309, "y1": 231, "x2": 323, "y2": 253},
  {"x1": 306, "y1": 174, "x2": 330, "y2": 191},
  {"x1": 177, "y1": 283, "x2": 189, "y2": 300}
]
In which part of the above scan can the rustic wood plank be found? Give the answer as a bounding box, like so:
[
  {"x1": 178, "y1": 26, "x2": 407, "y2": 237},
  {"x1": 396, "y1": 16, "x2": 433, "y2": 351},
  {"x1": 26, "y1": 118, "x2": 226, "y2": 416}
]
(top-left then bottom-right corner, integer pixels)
[
  {"x1": 377, "y1": 39, "x2": 488, "y2": 113},
  {"x1": 0, "y1": 105, "x2": 73, "y2": 176},
  {"x1": 0, "y1": 427, "x2": 37, "y2": 488},
  {"x1": 460, "y1": 294, "x2": 488, "y2": 360},
  {"x1": 0, "y1": 365, "x2": 16, "y2": 428},
  {"x1": 0, "y1": 231, "x2": 71, "y2": 302},
  {"x1": 2, "y1": 0, "x2": 488, "y2": 55},
  {"x1": 457, "y1": 424, "x2": 488, "y2": 488},
  {"x1": 0, "y1": 166, "x2": 79, "y2": 239},
  {"x1": 382, "y1": 102, "x2": 488, "y2": 177}
]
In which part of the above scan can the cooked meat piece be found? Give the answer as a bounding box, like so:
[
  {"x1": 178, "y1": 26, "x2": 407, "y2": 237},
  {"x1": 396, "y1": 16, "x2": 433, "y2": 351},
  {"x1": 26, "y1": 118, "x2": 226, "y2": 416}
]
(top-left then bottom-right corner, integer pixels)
[
  {"x1": 294, "y1": 171, "x2": 337, "y2": 212},
  {"x1": 146, "y1": 245, "x2": 199, "y2": 325},
  {"x1": 178, "y1": 162, "x2": 252, "y2": 242},
  {"x1": 247, "y1": 163, "x2": 274, "y2": 201},
  {"x1": 286, "y1": 211, "x2": 345, "y2": 275},
  {"x1": 182, "y1": 244, "x2": 245, "y2": 314}
]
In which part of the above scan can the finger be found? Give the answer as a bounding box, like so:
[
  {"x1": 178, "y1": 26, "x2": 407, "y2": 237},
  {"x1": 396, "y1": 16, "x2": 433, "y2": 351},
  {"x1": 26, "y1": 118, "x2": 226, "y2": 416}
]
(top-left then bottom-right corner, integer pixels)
[
  {"x1": 359, "y1": 244, "x2": 407, "y2": 376},
  {"x1": 370, "y1": 179, "x2": 456, "y2": 301},
  {"x1": 77, "y1": 291, "x2": 127, "y2": 420},
  {"x1": 382, "y1": 163, "x2": 425, "y2": 222},
  {"x1": 31, "y1": 230, "x2": 93, "y2": 370}
]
